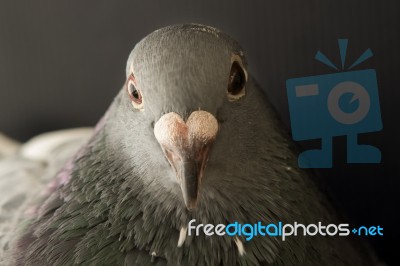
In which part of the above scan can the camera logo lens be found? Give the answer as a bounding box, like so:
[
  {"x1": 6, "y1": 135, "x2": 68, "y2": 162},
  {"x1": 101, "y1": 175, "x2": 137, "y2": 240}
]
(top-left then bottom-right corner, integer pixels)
[{"x1": 327, "y1": 81, "x2": 370, "y2": 125}]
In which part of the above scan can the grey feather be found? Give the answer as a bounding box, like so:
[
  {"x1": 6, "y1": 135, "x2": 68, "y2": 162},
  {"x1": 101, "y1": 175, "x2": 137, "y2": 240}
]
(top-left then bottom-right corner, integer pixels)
[
  {"x1": 0, "y1": 128, "x2": 92, "y2": 264},
  {"x1": 1, "y1": 24, "x2": 379, "y2": 265}
]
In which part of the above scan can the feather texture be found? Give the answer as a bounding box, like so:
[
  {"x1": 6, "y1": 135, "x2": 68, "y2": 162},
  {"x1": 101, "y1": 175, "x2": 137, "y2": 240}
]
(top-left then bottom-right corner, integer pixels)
[{"x1": 0, "y1": 128, "x2": 92, "y2": 264}]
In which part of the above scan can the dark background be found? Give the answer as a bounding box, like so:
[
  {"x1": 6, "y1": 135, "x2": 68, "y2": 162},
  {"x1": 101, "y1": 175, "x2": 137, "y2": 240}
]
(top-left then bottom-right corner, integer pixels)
[{"x1": 0, "y1": 0, "x2": 398, "y2": 264}]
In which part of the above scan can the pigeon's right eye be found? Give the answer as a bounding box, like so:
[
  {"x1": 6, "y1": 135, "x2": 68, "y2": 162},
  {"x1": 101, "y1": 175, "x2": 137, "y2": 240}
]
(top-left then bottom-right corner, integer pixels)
[
  {"x1": 126, "y1": 74, "x2": 144, "y2": 110},
  {"x1": 227, "y1": 61, "x2": 247, "y2": 101}
]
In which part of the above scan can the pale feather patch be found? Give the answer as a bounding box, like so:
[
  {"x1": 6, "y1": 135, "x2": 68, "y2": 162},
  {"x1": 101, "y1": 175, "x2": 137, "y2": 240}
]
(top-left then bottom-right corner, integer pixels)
[
  {"x1": 20, "y1": 128, "x2": 92, "y2": 161},
  {"x1": 190, "y1": 24, "x2": 220, "y2": 38},
  {"x1": 129, "y1": 64, "x2": 134, "y2": 78},
  {"x1": 0, "y1": 133, "x2": 20, "y2": 157},
  {"x1": 0, "y1": 128, "x2": 92, "y2": 260},
  {"x1": 151, "y1": 251, "x2": 157, "y2": 262},
  {"x1": 234, "y1": 237, "x2": 246, "y2": 256},
  {"x1": 177, "y1": 226, "x2": 187, "y2": 247}
]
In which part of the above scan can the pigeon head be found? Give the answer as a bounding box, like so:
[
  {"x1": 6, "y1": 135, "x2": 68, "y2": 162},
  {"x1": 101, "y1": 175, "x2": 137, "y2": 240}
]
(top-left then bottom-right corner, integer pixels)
[{"x1": 104, "y1": 24, "x2": 272, "y2": 213}]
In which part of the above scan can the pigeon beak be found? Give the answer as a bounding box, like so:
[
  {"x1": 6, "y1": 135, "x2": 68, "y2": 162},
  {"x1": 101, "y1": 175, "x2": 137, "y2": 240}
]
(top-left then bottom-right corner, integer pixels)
[
  {"x1": 177, "y1": 147, "x2": 210, "y2": 210},
  {"x1": 154, "y1": 111, "x2": 219, "y2": 211},
  {"x1": 180, "y1": 158, "x2": 199, "y2": 210}
]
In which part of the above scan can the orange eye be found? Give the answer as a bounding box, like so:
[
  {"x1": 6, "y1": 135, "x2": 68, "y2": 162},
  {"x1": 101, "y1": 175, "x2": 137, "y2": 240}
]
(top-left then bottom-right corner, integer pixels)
[{"x1": 126, "y1": 74, "x2": 144, "y2": 109}]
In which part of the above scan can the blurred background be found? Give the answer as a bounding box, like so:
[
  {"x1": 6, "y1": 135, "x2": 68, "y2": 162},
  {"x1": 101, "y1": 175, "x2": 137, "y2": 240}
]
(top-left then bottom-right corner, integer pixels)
[{"x1": 0, "y1": 0, "x2": 398, "y2": 264}]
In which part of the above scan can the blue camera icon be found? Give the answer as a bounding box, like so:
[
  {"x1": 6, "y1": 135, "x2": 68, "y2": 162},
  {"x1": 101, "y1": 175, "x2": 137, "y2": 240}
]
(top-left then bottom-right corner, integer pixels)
[{"x1": 286, "y1": 40, "x2": 382, "y2": 168}]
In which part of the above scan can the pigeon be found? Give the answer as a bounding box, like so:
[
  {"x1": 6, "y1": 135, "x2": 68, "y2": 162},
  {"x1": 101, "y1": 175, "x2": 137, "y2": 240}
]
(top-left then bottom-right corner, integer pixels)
[{"x1": 1, "y1": 24, "x2": 379, "y2": 265}]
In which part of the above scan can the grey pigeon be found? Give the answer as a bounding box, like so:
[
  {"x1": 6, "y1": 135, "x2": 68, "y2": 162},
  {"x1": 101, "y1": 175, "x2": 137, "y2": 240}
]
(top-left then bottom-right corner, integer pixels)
[{"x1": 1, "y1": 24, "x2": 379, "y2": 265}]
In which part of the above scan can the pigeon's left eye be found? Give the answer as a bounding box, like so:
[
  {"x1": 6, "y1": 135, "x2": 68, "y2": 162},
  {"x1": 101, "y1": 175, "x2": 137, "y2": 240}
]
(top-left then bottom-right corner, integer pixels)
[
  {"x1": 227, "y1": 61, "x2": 246, "y2": 101},
  {"x1": 126, "y1": 74, "x2": 144, "y2": 110}
]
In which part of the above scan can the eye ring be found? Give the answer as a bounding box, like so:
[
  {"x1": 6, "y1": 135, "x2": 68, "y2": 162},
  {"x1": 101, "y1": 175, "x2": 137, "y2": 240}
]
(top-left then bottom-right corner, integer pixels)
[
  {"x1": 227, "y1": 59, "x2": 247, "y2": 101},
  {"x1": 126, "y1": 74, "x2": 144, "y2": 110}
]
